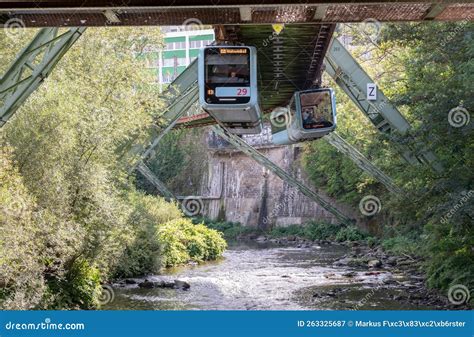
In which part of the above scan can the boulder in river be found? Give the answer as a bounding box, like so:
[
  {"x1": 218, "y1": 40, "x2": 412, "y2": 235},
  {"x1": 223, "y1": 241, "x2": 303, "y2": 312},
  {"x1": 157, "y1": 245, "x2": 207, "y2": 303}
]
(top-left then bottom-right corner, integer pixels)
[
  {"x1": 368, "y1": 259, "x2": 382, "y2": 268},
  {"x1": 138, "y1": 279, "x2": 190, "y2": 290},
  {"x1": 174, "y1": 280, "x2": 191, "y2": 290},
  {"x1": 138, "y1": 280, "x2": 155, "y2": 288}
]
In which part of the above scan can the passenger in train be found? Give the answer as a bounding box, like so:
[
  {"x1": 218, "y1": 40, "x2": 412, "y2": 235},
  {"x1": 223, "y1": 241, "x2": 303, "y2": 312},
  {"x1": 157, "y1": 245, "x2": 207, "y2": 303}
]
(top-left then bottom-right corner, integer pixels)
[{"x1": 227, "y1": 67, "x2": 245, "y2": 83}]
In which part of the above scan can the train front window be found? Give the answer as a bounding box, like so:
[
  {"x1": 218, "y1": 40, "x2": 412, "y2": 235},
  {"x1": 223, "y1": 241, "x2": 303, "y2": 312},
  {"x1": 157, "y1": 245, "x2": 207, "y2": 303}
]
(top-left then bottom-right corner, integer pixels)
[
  {"x1": 299, "y1": 91, "x2": 334, "y2": 129},
  {"x1": 205, "y1": 51, "x2": 250, "y2": 86}
]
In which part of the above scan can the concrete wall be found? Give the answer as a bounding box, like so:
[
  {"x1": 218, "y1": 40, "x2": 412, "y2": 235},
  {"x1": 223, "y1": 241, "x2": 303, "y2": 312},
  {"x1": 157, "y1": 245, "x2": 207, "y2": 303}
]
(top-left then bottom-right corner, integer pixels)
[{"x1": 199, "y1": 126, "x2": 357, "y2": 228}]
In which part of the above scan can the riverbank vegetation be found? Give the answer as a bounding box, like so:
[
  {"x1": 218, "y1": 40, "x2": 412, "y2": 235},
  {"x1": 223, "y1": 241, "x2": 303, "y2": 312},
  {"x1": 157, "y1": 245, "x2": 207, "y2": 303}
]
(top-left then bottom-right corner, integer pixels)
[
  {"x1": 197, "y1": 217, "x2": 370, "y2": 244},
  {"x1": 0, "y1": 28, "x2": 226, "y2": 310},
  {"x1": 302, "y1": 23, "x2": 473, "y2": 302}
]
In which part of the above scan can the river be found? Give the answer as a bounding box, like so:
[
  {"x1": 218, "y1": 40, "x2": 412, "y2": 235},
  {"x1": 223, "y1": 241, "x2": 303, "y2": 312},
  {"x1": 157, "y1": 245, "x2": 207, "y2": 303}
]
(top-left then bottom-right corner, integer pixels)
[{"x1": 104, "y1": 241, "x2": 436, "y2": 310}]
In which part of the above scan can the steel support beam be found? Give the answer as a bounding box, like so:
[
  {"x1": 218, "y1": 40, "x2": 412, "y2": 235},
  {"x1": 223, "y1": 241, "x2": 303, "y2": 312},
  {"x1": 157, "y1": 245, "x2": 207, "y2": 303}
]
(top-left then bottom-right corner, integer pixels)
[
  {"x1": 136, "y1": 162, "x2": 176, "y2": 200},
  {"x1": 324, "y1": 37, "x2": 442, "y2": 172},
  {"x1": 324, "y1": 132, "x2": 403, "y2": 195},
  {"x1": 0, "y1": 27, "x2": 86, "y2": 127}
]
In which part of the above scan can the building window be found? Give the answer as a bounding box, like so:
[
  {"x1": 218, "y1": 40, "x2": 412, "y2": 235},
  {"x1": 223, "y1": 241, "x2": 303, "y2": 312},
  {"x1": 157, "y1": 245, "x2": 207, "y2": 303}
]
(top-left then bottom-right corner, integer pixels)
[
  {"x1": 165, "y1": 41, "x2": 186, "y2": 50},
  {"x1": 163, "y1": 71, "x2": 173, "y2": 83},
  {"x1": 162, "y1": 57, "x2": 187, "y2": 67}
]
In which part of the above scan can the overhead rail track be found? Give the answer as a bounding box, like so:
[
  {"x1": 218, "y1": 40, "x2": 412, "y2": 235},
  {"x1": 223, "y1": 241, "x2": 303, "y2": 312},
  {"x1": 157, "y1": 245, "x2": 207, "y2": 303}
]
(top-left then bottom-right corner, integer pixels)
[{"x1": 0, "y1": 1, "x2": 472, "y2": 27}]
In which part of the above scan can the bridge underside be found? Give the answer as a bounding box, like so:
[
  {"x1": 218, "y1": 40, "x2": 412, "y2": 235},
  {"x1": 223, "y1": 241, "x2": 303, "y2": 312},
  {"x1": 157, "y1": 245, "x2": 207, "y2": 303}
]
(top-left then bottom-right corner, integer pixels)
[
  {"x1": 0, "y1": 1, "x2": 472, "y2": 27},
  {"x1": 176, "y1": 23, "x2": 334, "y2": 128}
]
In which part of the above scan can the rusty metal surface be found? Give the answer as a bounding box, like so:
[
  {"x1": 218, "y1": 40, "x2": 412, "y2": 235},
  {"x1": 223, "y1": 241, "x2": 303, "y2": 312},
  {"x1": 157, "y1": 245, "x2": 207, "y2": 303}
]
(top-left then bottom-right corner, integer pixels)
[{"x1": 1, "y1": 2, "x2": 473, "y2": 26}]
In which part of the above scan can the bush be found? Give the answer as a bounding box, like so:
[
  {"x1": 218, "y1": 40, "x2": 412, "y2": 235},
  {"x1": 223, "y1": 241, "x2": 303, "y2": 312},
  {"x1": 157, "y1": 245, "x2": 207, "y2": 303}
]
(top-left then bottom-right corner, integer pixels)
[
  {"x1": 47, "y1": 259, "x2": 102, "y2": 310},
  {"x1": 266, "y1": 222, "x2": 370, "y2": 243},
  {"x1": 156, "y1": 218, "x2": 227, "y2": 268},
  {"x1": 195, "y1": 217, "x2": 259, "y2": 241},
  {"x1": 0, "y1": 146, "x2": 46, "y2": 309},
  {"x1": 423, "y1": 221, "x2": 474, "y2": 303},
  {"x1": 335, "y1": 226, "x2": 368, "y2": 242},
  {"x1": 113, "y1": 192, "x2": 183, "y2": 278},
  {"x1": 381, "y1": 236, "x2": 419, "y2": 256},
  {"x1": 303, "y1": 222, "x2": 341, "y2": 241}
]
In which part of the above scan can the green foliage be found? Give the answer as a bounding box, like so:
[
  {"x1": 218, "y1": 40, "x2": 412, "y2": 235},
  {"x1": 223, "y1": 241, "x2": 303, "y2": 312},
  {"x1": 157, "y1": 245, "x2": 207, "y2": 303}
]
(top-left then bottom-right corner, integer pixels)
[
  {"x1": 113, "y1": 192, "x2": 183, "y2": 278},
  {"x1": 0, "y1": 27, "x2": 227, "y2": 309},
  {"x1": 335, "y1": 226, "x2": 368, "y2": 242},
  {"x1": 137, "y1": 128, "x2": 208, "y2": 196},
  {"x1": 156, "y1": 218, "x2": 227, "y2": 268},
  {"x1": 0, "y1": 146, "x2": 47, "y2": 309},
  {"x1": 270, "y1": 222, "x2": 369, "y2": 242},
  {"x1": 302, "y1": 22, "x2": 473, "y2": 297},
  {"x1": 381, "y1": 236, "x2": 419, "y2": 256},
  {"x1": 423, "y1": 220, "x2": 474, "y2": 299},
  {"x1": 47, "y1": 259, "x2": 102, "y2": 310},
  {"x1": 195, "y1": 217, "x2": 259, "y2": 241}
]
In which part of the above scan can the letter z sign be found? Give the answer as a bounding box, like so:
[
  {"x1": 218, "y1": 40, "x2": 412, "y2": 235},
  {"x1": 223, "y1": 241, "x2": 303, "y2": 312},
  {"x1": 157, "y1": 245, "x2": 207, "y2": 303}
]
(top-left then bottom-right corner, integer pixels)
[{"x1": 367, "y1": 83, "x2": 377, "y2": 101}]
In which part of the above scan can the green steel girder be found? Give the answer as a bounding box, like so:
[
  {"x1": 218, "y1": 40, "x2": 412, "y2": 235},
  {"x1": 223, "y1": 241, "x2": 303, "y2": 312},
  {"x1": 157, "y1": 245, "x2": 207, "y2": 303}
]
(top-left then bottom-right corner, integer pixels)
[
  {"x1": 136, "y1": 162, "x2": 176, "y2": 200},
  {"x1": 324, "y1": 132, "x2": 403, "y2": 195},
  {"x1": 0, "y1": 27, "x2": 86, "y2": 127},
  {"x1": 323, "y1": 37, "x2": 442, "y2": 172},
  {"x1": 126, "y1": 60, "x2": 199, "y2": 168}
]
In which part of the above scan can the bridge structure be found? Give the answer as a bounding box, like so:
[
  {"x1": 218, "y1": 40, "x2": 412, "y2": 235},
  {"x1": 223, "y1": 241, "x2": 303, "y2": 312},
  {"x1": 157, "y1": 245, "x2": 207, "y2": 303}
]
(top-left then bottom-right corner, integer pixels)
[
  {"x1": 1, "y1": 0, "x2": 472, "y2": 27},
  {"x1": 1, "y1": 0, "x2": 472, "y2": 224}
]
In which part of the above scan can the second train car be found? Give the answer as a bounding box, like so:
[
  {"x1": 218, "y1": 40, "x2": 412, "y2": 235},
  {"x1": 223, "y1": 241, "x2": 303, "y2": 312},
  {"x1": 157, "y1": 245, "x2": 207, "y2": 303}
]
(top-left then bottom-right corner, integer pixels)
[{"x1": 271, "y1": 88, "x2": 337, "y2": 145}]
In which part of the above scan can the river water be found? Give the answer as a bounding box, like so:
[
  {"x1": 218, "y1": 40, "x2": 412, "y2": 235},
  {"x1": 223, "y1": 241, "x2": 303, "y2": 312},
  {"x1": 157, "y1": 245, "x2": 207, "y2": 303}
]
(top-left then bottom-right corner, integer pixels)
[{"x1": 104, "y1": 242, "x2": 433, "y2": 310}]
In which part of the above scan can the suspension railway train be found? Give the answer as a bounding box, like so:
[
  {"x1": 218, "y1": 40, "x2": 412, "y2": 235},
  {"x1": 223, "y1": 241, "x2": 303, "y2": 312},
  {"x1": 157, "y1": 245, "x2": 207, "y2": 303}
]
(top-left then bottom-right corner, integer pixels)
[{"x1": 198, "y1": 45, "x2": 336, "y2": 142}]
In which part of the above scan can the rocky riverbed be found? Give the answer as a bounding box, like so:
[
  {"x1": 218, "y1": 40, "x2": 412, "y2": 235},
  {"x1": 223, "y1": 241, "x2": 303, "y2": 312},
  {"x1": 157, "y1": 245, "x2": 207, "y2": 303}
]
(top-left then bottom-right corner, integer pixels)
[{"x1": 104, "y1": 239, "x2": 468, "y2": 310}]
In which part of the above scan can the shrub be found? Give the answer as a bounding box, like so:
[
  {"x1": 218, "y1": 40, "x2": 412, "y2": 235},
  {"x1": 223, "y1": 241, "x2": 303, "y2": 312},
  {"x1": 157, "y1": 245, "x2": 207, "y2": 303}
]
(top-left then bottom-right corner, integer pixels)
[
  {"x1": 423, "y1": 220, "x2": 474, "y2": 304},
  {"x1": 303, "y1": 222, "x2": 341, "y2": 241},
  {"x1": 113, "y1": 192, "x2": 183, "y2": 278},
  {"x1": 255, "y1": 221, "x2": 369, "y2": 243},
  {"x1": 196, "y1": 217, "x2": 258, "y2": 241},
  {"x1": 156, "y1": 218, "x2": 227, "y2": 268},
  {"x1": 335, "y1": 226, "x2": 368, "y2": 242},
  {"x1": 0, "y1": 146, "x2": 46, "y2": 309},
  {"x1": 47, "y1": 259, "x2": 102, "y2": 310},
  {"x1": 381, "y1": 236, "x2": 419, "y2": 256}
]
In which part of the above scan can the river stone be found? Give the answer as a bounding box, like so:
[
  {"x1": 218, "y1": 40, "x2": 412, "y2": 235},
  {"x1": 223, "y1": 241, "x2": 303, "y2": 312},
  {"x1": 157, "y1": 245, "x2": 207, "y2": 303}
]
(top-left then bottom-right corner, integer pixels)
[
  {"x1": 138, "y1": 280, "x2": 155, "y2": 288},
  {"x1": 174, "y1": 280, "x2": 191, "y2": 290},
  {"x1": 342, "y1": 271, "x2": 356, "y2": 278},
  {"x1": 124, "y1": 279, "x2": 137, "y2": 285},
  {"x1": 386, "y1": 256, "x2": 398, "y2": 266},
  {"x1": 368, "y1": 259, "x2": 382, "y2": 268}
]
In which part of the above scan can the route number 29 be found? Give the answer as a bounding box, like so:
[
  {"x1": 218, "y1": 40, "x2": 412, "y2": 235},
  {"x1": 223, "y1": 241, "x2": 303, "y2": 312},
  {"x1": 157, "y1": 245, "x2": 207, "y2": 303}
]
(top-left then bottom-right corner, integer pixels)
[{"x1": 237, "y1": 88, "x2": 248, "y2": 96}]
